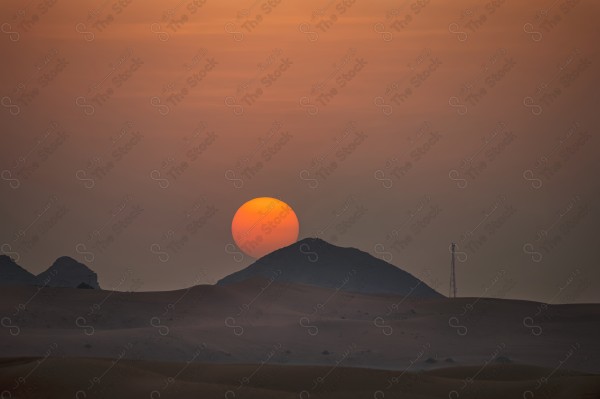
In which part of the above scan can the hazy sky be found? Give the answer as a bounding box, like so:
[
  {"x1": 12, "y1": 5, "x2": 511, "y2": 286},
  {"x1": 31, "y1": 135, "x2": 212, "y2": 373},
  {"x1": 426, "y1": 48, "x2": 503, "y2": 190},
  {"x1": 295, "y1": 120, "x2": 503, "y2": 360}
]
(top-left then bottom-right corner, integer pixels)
[{"x1": 1, "y1": 0, "x2": 598, "y2": 302}]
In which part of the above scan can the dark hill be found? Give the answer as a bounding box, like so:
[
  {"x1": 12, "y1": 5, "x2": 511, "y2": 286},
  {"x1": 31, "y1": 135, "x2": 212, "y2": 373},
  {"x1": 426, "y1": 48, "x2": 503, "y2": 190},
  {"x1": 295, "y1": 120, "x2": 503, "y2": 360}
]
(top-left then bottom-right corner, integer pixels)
[
  {"x1": 217, "y1": 238, "x2": 442, "y2": 298},
  {"x1": 0, "y1": 255, "x2": 38, "y2": 286},
  {"x1": 37, "y1": 256, "x2": 100, "y2": 289}
]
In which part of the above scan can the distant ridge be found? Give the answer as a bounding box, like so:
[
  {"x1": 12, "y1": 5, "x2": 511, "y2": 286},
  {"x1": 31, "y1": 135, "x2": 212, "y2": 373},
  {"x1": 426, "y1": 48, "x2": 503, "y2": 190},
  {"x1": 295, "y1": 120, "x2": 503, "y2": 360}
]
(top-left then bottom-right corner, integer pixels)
[
  {"x1": 218, "y1": 238, "x2": 442, "y2": 298},
  {"x1": 0, "y1": 255, "x2": 38, "y2": 286},
  {"x1": 0, "y1": 255, "x2": 100, "y2": 289},
  {"x1": 38, "y1": 256, "x2": 100, "y2": 289}
]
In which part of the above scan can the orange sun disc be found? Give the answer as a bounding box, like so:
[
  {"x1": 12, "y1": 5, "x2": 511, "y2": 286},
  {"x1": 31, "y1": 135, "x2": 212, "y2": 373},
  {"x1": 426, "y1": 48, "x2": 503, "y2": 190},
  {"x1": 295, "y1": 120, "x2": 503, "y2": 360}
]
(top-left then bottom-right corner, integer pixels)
[{"x1": 231, "y1": 197, "x2": 299, "y2": 258}]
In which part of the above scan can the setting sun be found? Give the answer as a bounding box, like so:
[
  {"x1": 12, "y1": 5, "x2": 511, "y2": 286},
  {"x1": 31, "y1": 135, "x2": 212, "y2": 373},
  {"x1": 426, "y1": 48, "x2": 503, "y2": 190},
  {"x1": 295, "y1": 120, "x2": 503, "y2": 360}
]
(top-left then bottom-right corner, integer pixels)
[{"x1": 231, "y1": 197, "x2": 299, "y2": 258}]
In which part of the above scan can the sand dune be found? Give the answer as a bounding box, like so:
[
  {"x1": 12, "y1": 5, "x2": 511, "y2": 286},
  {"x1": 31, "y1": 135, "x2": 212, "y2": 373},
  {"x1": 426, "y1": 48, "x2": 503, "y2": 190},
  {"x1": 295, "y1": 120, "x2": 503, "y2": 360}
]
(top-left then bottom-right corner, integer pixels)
[
  {"x1": 0, "y1": 357, "x2": 599, "y2": 399},
  {"x1": 1, "y1": 279, "x2": 599, "y2": 375}
]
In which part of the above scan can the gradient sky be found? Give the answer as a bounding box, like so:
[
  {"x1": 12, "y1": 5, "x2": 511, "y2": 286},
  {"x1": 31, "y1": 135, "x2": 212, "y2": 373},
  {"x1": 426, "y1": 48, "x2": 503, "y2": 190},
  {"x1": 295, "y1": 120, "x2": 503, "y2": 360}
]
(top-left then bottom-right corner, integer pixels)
[{"x1": 1, "y1": 0, "x2": 599, "y2": 302}]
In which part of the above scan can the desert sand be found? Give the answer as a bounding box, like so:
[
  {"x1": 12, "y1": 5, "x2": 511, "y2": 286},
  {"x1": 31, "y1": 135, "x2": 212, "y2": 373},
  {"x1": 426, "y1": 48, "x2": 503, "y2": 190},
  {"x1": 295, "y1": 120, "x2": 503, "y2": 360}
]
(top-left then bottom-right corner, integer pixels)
[
  {"x1": 1, "y1": 280, "x2": 599, "y2": 371},
  {"x1": 2, "y1": 357, "x2": 600, "y2": 398},
  {"x1": 0, "y1": 278, "x2": 599, "y2": 397}
]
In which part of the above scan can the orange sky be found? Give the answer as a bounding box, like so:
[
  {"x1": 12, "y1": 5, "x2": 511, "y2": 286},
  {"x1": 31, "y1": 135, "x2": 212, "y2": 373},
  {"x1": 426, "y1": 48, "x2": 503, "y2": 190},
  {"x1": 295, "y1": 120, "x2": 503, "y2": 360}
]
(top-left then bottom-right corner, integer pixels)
[{"x1": 1, "y1": 0, "x2": 599, "y2": 301}]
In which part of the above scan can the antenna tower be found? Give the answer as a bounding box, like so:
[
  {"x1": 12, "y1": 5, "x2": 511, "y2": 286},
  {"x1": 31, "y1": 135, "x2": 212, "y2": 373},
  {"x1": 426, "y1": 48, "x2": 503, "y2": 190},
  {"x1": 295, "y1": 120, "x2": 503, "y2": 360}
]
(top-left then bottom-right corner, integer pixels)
[{"x1": 450, "y1": 242, "x2": 457, "y2": 298}]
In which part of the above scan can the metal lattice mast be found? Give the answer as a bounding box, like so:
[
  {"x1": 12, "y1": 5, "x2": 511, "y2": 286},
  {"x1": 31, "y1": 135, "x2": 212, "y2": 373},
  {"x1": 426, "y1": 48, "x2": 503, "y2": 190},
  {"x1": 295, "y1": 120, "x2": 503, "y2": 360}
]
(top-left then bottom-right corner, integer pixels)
[{"x1": 450, "y1": 242, "x2": 457, "y2": 298}]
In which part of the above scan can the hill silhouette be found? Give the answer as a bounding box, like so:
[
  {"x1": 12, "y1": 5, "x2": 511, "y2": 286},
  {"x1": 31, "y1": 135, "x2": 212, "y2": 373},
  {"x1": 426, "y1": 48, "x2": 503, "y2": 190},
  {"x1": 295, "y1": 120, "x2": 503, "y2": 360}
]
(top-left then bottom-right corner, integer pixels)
[
  {"x1": 0, "y1": 255, "x2": 38, "y2": 286},
  {"x1": 218, "y1": 237, "x2": 442, "y2": 298},
  {"x1": 0, "y1": 255, "x2": 100, "y2": 289},
  {"x1": 37, "y1": 256, "x2": 100, "y2": 289}
]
